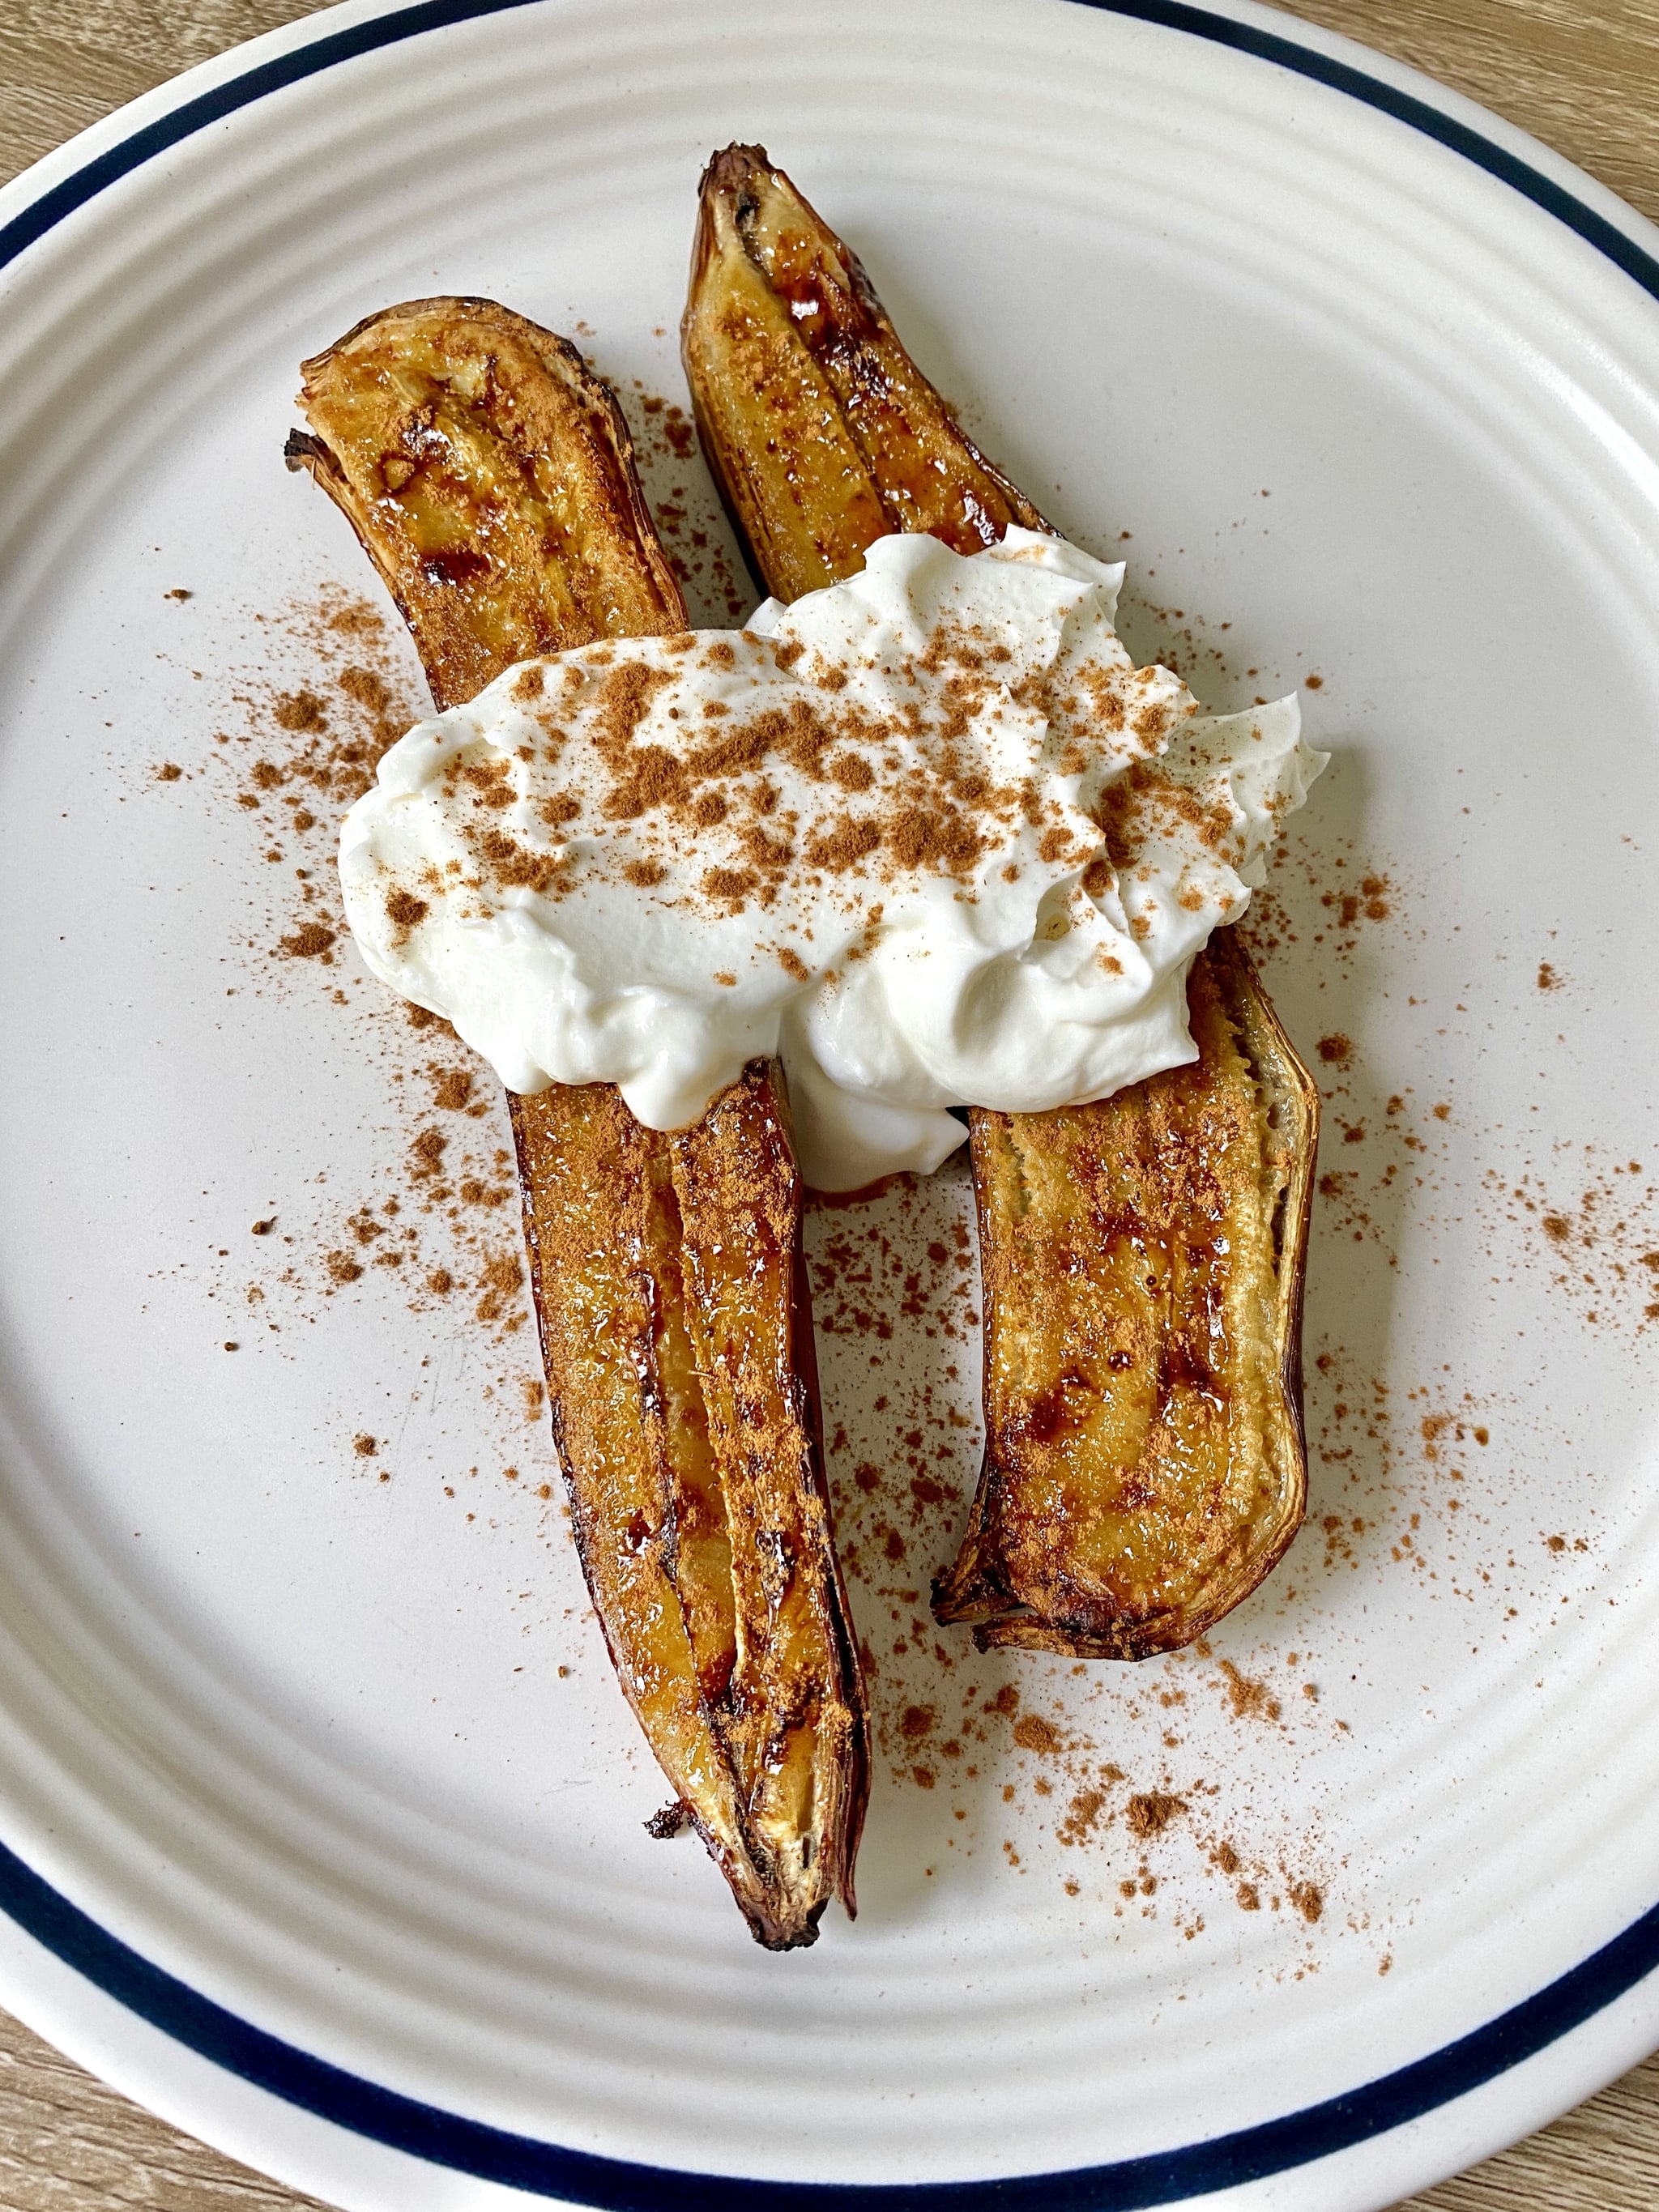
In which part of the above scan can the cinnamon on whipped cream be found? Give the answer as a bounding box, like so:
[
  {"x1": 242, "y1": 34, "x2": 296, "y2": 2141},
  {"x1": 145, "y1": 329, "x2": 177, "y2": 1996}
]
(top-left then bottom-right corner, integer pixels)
[{"x1": 339, "y1": 529, "x2": 1325, "y2": 1188}]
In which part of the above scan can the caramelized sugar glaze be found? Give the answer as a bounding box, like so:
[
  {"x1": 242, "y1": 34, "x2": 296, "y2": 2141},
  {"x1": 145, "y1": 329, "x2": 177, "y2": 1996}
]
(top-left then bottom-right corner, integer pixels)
[{"x1": 683, "y1": 145, "x2": 1047, "y2": 601}]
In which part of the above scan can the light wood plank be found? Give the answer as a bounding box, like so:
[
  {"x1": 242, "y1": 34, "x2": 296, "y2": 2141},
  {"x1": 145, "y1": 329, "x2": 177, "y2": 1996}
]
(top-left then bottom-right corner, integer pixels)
[
  {"x1": 0, "y1": 2003, "x2": 332, "y2": 2208},
  {"x1": 1279, "y1": 0, "x2": 1659, "y2": 224}
]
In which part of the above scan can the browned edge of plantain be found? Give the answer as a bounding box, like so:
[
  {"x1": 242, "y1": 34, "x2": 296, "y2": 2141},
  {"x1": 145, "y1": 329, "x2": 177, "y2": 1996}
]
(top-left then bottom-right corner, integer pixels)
[
  {"x1": 288, "y1": 294, "x2": 867, "y2": 1946},
  {"x1": 682, "y1": 147, "x2": 1320, "y2": 1659}
]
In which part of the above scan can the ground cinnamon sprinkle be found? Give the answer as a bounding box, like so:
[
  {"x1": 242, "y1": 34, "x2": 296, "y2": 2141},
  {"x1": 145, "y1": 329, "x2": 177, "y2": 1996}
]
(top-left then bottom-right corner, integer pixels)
[
  {"x1": 797, "y1": 1151, "x2": 1341, "y2": 1946},
  {"x1": 1218, "y1": 1660, "x2": 1282, "y2": 1724},
  {"x1": 153, "y1": 498, "x2": 1371, "y2": 1961},
  {"x1": 1057, "y1": 1788, "x2": 1109, "y2": 1847},
  {"x1": 167, "y1": 586, "x2": 541, "y2": 1403},
  {"x1": 1287, "y1": 1880, "x2": 1324, "y2": 1925},
  {"x1": 1237, "y1": 830, "x2": 1403, "y2": 985},
  {"x1": 277, "y1": 921, "x2": 336, "y2": 961},
  {"x1": 1125, "y1": 1792, "x2": 1187, "y2": 1839},
  {"x1": 403, "y1": 552, "x2": 1224, "y2": 948},
  {"x1": 1013, "y1": 1714, "x2": 1063, "y2": 1754},
  {"x1": 190, "y1": 582, "x2": 420, "y2": 976},
  {"x1": 620, "y1": 378, "x2": 752, "y2": 623},
  {"x1": 386, "y1": 888, "x2": 429, "y2": 933}
]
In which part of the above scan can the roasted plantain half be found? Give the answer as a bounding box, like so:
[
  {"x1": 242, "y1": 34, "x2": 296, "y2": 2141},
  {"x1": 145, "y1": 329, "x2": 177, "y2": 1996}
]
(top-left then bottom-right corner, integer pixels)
[
  {"x1": 289, "y1": 296, "x2": 867, "y2": 1946},
  {"x1": 683, "y1": 149, "x2": 1319, "y2": 1658},
  {"x1": 515, "y1": 1068, "x2": 867, "y2": 1939},
  {"x1": 682, "y1": 143, "x2": 1048, "y2": 603},
  {"x1": 933, "y1": 935, "x2": 1316, "y2": 1654}
]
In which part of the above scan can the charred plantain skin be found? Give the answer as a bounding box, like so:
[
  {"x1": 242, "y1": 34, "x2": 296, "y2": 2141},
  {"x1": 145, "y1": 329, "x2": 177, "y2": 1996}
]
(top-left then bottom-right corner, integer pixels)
[
  {"x1": 933, "y1": 937, "x2": 1316, "y2": 1655},
  {"x1": 683, "y1": 152, "x2": 1319, "y2": 1657},
  {"x1": 290, "y1": 297, "x2": 866, "y2": 1946},
  {"x1": 681, "y1": 145, "x2": 1048, "y2": 603}
]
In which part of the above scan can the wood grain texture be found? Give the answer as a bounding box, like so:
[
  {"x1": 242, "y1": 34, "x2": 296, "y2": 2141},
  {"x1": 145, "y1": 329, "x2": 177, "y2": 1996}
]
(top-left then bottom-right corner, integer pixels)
[
  {"x1": 0, "y1": 0, "x2": 1656, "y2": 2205},
  {"x1": 1279, "y1": 0, "x2": 1659, "y2": 225},
  {"x1": 0, "y1": 2004, "x2": 333, "y2": 2209}
]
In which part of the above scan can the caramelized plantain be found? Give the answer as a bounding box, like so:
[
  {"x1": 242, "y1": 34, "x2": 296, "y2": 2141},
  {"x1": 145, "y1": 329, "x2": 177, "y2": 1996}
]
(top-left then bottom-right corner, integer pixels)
[
  {"x1": 286, "y1": 296, "x2": 684, "y2": 713},
  {"x1": 934, "y1": 936, "x2": 1316, "y2": 1654},
  {"x1": 514, "y1": 1068, "x2": 866, "y2": 1941},
  {"x1": 289, "y1": 296, "x2": 865, "y2": 1946},
  {"x1": 681, "y1": 144, "x2": 1047, "y2": 603},
  {"x1": 683, "y1": 151, "x2": 1319, "y2": 1657}
]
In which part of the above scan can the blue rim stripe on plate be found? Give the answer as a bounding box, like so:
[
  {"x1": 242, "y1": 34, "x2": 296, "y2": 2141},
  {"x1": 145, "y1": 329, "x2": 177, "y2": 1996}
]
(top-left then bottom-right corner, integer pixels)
[
  {"x1": 4, "y1": 0, "x2": 1659, "y2": 300},
  {"x1": 5, "y1": 1826, "x2": 1659, "y2": 2206},
  {"x1": 2, "y1": 0, "x2": 1657, "y2": 2201}
]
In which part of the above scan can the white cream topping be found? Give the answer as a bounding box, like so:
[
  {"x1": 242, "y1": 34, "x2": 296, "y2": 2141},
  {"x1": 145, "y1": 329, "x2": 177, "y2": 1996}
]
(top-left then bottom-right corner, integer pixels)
[{"x1": 339, "y1": 531, "x2": 1325, "y2": 1189}]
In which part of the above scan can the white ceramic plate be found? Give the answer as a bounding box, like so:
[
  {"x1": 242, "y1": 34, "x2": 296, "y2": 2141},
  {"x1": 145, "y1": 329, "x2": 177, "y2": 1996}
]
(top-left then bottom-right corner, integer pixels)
[{"x1": 3, "y1": 2, "x2": 1659, "y2": 2206}]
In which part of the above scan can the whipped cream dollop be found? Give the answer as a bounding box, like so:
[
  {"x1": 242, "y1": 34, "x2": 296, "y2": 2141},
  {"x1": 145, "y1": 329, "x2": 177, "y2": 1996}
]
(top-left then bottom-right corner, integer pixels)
[{"x1": 339, "y1": 530, "x2": 1325, "y2": 1189}]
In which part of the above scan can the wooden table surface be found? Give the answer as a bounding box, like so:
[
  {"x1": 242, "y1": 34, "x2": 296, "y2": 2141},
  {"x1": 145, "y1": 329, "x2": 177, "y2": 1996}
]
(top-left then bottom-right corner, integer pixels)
[{"x1": 2, "y1": 0, "x2": 1659, "y2": 2205}]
